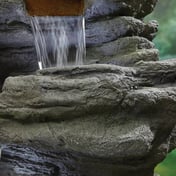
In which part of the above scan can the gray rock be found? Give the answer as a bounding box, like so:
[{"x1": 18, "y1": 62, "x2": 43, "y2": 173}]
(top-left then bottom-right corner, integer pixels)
[
  {"x1": 85, "y1": 0, "x2": 158, "y2": 20},
  {"x1": 101, "y1": 49, "x2": 159, "y2": 66},
  {"x1": 135, "y1": 59, "x2": 176, "y2": 84},
  {"x1": 86, "y1": 36, "x2": 159, "y2": 65},
  {"x1": 0, "y1": 0, "x2": 29, "y2": 24},
  {"x1": 86, "y1": 17, "x2": 158, "y2": 46},
  {"x1": 0, "y1": 24, "x2": 33, "y2": 49},
  {"x1": 0, "y1": 162, "x2": 16, "y2": 176},
  {"x1": 0, "y1": 47, "x2": 37, "y2": 72},
  {"x1": 0, "y1": 0, "x2": 37, "y2": 85},
  {"x1": 0, "y1": 62, "x2": 176, "y2": 175},
  {"x1": 0, "y1": 144, "x2": 153, "y2": 176}
]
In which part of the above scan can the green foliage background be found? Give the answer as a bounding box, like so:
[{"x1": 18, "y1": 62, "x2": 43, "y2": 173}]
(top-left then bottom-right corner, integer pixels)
[
  {"x1": 146, "y1": 0, "x2": 176, "y2": 60},
  {"x1": 155, "y1": 150, "x2": 176, "y2": 176},
  {"x1": 145, "y1": 1, "x2": 176, "y2": 175}
]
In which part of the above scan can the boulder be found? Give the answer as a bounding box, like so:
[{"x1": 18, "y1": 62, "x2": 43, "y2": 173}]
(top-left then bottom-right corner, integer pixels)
[{"x1": 0, "y1": 62, "x2": 176, "y2": 175}]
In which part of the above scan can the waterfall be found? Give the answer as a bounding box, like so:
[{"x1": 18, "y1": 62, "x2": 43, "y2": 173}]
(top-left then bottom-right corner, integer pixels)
[{"x1": 30, "y1": 16, "x2": 86, "y2": 69}]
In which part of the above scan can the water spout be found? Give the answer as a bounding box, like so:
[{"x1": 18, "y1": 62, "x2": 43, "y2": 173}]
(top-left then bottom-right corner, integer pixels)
[
  {"x1": 24, "y1": 0, "x2": 86, "y2": 69},
  {"x1": 24, "y1": 0, "x2": 85, "y2": 16}
]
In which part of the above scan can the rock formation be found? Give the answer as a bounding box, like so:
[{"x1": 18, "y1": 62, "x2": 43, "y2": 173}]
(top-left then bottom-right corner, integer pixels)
[
  {"x1": 1, "y1": 0, "x2": 176, "y2": 176},
  {"x1": 1, "y1": 61, "x2": 176, "y2": 176},
  {"x1": 0, "y1": 0, "x2": 158, "y2": 88}
]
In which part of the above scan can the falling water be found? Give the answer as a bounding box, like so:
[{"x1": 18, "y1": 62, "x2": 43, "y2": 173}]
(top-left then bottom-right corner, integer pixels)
[{"x1": 30, "y1": 16, "x2": 86, "y2": 69}]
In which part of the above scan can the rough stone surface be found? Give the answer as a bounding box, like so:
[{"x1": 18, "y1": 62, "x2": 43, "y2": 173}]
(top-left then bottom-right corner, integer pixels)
[
  {"x1": 85, "y1": 0, "x2": 158, "y2": 20},
  {"x1": 0, "y1": 61, "x2": 176, "y2": 175},
  {"x1": 86, "y1": 17, "x2": 158, "y2": 46},
  {"x1": 0, "y1": 0, "x2": 37, "y2": 88},
  {"x1": 86, "y1": 36, "x2": 159, "y2": 65}
]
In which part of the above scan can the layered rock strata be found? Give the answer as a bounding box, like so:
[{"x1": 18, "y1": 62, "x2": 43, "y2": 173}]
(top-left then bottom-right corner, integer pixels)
[
  {"x1": 1, "y1": 0, "x2": 175, "y2": 176},
  {"x1": 0, "y1": 0, "x2": 158, "y2": 87},
  {"x1": 0, "y1": 61, "x2": 176, "y2": 175}
]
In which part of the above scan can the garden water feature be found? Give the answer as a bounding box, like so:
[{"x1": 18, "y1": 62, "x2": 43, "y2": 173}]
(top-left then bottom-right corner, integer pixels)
[
  {"x1": 30, "y1": 15, "x2": 86, "y2": 69},
  {"x1": 1, "y1": 1, "x2": 172, "y2": 176}
]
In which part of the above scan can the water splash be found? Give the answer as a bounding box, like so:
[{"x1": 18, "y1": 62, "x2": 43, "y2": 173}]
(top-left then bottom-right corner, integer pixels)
[{"x1": 30, "y1": 16, "x2": 86, "y2": 69}]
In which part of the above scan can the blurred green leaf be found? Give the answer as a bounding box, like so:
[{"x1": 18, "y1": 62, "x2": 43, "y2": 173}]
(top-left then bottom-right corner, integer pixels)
[
  {"x1": 145, "y1": 0, "x2": 176, "y2": 60},
  {"x1": 145, "y1": 2, "x2": 176, "y2": 175},
  {"x1": 155, "y1": 150, "x2": 176, "y2": 176}
]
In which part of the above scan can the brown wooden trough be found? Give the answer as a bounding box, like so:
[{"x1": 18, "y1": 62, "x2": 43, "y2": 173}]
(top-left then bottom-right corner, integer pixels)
[{"x1": 24, "y1": 0, "x2": 84, "y2": 16}]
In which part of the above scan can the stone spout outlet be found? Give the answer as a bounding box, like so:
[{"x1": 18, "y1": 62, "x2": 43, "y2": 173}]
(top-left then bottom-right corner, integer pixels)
[{"x1": 24, "y1": 0, "x2": 85, "y2": 16}]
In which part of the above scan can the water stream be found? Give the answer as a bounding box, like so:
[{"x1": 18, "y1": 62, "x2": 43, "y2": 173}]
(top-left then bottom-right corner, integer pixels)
[{"x1": 30, "y1": 16, "x2": 86, "y2": 69}]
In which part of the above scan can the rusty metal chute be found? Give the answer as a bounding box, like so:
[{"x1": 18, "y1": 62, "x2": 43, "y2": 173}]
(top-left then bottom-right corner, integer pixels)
[{"x1": 24, "y1": 0, "x2": 85, "y2": 16}]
